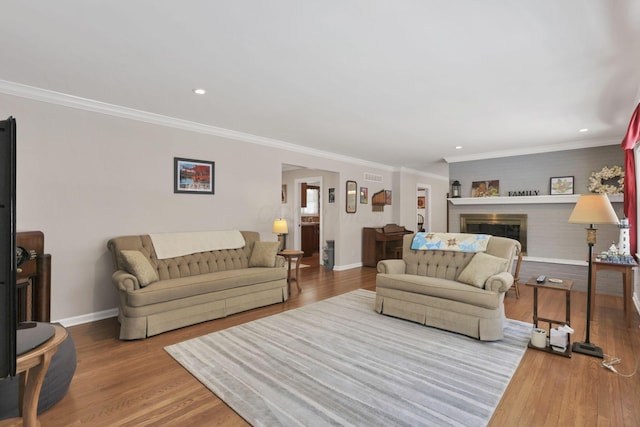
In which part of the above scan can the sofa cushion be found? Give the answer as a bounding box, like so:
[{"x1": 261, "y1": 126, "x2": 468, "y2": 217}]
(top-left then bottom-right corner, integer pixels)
[
  {"x1": 249, "y1": 241, "x2": 280, "y2": 267},
  {"x1": 126, "y1": 267, "x2": 286, "y2": 307},
  {"x1": 121, "y1": 250, "x2": 159, "y2": 287},
  {"x1": 456, "y1": 252, "x2": 508, "y2": 288},
  {"x1": 376, "y1": 273, "x2": 501, "y2": 309}
]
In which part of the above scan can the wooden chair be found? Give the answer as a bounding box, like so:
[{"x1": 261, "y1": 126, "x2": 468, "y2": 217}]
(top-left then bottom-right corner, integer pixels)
[{"x1": 510, "y1": 252, "x2": 523, "y2": 298}]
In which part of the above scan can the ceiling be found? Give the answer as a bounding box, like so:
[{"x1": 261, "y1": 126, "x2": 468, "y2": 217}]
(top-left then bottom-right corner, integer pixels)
[{"x1": 1, "y1": 1, "x2": 639, "y2": 173}]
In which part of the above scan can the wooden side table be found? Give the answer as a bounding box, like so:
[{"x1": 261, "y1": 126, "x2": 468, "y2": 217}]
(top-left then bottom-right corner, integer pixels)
[
  {"x1": 278, "y1": 250, "x2": 304, "y2": 295},
  {"x1": 0, "y1": 325, "x2": 67, "y2": 427},
  {"x1": 590, "y1": 258, "x2": 637, "y2": 328},
  {"x1": 526, "y1": 277, "x2": 573, "y2": 358}
]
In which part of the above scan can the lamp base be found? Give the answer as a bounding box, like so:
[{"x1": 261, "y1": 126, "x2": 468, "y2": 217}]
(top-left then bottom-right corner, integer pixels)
[{"x1": 572, "y1": 341, "x2": 604, "y2": 358}]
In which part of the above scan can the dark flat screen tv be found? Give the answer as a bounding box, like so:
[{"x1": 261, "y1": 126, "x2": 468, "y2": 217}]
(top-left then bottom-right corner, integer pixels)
[{"x1": 0, "y1": 116, "x2": 17, "y2": 378}]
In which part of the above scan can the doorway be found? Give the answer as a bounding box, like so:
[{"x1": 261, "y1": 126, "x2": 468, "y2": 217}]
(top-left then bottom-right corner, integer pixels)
[
  {"x1": 294, "y1": 177, "x2": 323, "y2": 263},
  {"x1": 416, "y1": 184, "x2": 431, "y2": 232}
]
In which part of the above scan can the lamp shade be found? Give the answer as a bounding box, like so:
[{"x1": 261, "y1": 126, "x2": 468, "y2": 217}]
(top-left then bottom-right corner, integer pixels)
[
  {"x1": 568, "y1": 194, "x2": 620, "y2": 225},
  {"x1": 272, "y1": 219, "x2": 288, "y2": 234}
]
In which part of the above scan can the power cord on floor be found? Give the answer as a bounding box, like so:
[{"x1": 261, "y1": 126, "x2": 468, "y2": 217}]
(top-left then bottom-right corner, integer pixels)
[{"x1": 602, "y1": 353, "x2": 638, "y2": 377}]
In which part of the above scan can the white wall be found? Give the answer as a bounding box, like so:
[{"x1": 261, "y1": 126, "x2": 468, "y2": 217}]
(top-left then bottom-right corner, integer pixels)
[
  {"x1": 2, "y1": 93, "x2": 447, "y2": 322},
  {"x1": 3, "y1": 94, "x2": 288, "y2": 322},
  {"x1": 396, "y1": 168, "x2": 449, "y2": 233}
]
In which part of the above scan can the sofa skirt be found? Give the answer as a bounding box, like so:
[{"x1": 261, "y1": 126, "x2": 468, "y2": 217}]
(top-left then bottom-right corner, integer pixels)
[
  {"x1": 375, "y1": 287, "x2": 505, "y2": 341},
  {"x1": 119, "y1": 280, "x2": 288, "y2": 339}
]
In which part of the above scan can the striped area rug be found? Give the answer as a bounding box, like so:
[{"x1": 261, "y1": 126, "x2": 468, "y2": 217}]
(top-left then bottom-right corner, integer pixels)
[{"x1": 165, "y1": 289, "x2": 531, "y2": 426}]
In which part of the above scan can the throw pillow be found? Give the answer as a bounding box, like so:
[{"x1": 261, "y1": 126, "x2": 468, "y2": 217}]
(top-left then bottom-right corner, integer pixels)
[
  {"x1": 457, "y1": 252, "x2": 508, "y2": 288},
  {"x1": 249, "y1": 241, "x2": 280, "y2": 267},
  {"x1": 120, "y1": 250, "x2": 159, "y2": 287}
]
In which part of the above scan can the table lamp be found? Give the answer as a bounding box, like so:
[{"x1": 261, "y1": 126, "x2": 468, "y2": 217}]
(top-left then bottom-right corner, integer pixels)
[
  {"x1": 272, "y1": 219, "x2": 288, "y2": 251},
  {"x1": 568, "y1": 194, "x2": 619, "y2": 358}
]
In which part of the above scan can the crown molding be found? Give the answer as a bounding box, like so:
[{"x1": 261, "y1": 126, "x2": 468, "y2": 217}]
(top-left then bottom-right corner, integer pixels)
[
  {"x1": 2, "y1": 79, "x2": 617, "y2": 172},
  {"x1": 0, "y1": 79, "x2": 395, "y2": 171},
  {"x1": 443, "y1": 138, "x2": 620, "y2": 163},
  {"x1": 398, "y1": 166, "x2": 448, "y2": 181}
]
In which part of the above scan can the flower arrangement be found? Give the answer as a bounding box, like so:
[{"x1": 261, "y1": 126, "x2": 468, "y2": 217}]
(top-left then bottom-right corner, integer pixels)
[{"x1": 588, "y1": 165, "x2": 624, "y2": 194}]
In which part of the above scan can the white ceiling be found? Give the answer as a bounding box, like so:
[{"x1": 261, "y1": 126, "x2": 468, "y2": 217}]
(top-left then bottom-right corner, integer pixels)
[{"x1": 1, "y1": 1, "x2": 639, "y2": 172}]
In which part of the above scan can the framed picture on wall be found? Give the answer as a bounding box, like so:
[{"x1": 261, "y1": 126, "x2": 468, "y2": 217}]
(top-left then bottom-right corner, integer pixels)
[
  {"x1": 550, "y1": 176, "x2": 574, "y2": 195},
  {"x1": 471, "y1": 180, "x2": 499, "y2": 197},
  {"x1": 174, "y1": 157, "x2": 215, "y2": 194},
  {"x1": 281, "y1": 185, "x2": 287, "y2": 203},
  {"x1": 328, "y1": 188, "x2": 335, "y2": 203},
  {"x1": 360, "y1": 187, "x2": 368, "y2": 204},
  {"x1": 417, "y1": 196, "x2": 425, "y2": 209}
]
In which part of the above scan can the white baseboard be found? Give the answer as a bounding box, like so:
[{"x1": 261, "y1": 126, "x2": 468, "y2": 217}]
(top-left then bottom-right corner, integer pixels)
[
  {"x1": 523, "y1": 256, "x2": 587, "y2": 266},
  {"x1": 333, "y1": 262, "x2": 363, "y2": 271},
  {"x1": 57, "y1": 257, "x2": 635, "y2": 327},
  {"x1": 54, "y1": 308, "x2": 118, "y2": 328},
  {"x1": 53, "y1": 263, "x2": 363, "y2": 326}
]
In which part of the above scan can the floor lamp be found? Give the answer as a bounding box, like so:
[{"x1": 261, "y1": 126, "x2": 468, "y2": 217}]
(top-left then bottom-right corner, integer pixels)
[{"x1": 568, "y1": 194, "x2": 620, "y2": 358}]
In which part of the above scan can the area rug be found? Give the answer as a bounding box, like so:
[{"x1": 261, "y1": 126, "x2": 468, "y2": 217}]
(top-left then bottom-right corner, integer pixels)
[{"x1": 165, "y1": 289, "x2": 532, "y2": 426}]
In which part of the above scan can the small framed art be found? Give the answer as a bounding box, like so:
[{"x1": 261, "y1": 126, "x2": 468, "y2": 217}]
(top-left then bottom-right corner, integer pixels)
[
  {"x1": 360, "y1": 187, "x2": 368, "y2": 204},
  {"x1": 550, "y1": 176, "x2": 574, "y2": 195},
  {"x1": 471, "y1": 180, "x2": 499, "y2": 197},
  {"x1": 174, "y1": 157, "x2": 215, "y2": 194}
]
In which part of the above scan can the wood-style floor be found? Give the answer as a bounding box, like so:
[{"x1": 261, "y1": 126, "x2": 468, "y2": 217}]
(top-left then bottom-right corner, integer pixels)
[{"x1": 38, "y1": 255, "x2": 640, "y2": 426}]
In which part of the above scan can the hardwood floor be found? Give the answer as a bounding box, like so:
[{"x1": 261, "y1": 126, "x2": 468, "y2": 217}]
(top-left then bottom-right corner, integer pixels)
[{"x1": 38, "y1": 263, "x2": 640, "y2": 427}]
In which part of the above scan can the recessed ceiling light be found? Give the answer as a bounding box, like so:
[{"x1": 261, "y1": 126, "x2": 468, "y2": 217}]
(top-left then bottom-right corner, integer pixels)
[
  {"x1": 455, "y1": 146, "x2": 463, "y2": 150},
  {"x1": 193, "y1": 88, "x2": 206, "y2": 95},
  {"x1": 579, "y1": 128, "x2": 589, "y2": 132}
]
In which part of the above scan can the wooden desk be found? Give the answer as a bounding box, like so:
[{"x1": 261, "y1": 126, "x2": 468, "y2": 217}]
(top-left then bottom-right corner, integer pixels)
[
  {"x1": 278, "y1": 250, "x2": 304, "y2": 295},
  {"x1": 1, "y1": 325, "x2": 67, "y2": 427},
  {"x1": 590, "y1": 258, "x2": 637, "y2": 328}
]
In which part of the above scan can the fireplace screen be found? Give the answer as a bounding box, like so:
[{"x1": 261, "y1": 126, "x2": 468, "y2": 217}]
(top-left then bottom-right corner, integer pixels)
[{"x1": 460, "y1": 214, "x2": 527, "y2": 254}]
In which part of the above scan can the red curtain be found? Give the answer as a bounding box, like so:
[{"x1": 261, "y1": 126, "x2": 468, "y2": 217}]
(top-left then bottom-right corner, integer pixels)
[{"x1": 621, "y1": 103, "x2": 640, "y2": 257}]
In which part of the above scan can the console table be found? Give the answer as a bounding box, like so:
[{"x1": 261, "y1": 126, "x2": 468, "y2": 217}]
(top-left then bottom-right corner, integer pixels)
[
  {"x1": 15, "y1": 231, "x2": 51, "y2": 323},
  {"x1": 590, "y1": 258, "x2": 637, "y2": 328}
]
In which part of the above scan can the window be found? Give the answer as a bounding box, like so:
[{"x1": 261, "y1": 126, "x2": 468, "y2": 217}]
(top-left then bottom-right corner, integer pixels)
[{"x1": 301, "y1": 187, "x2": 319, "y2": 215}]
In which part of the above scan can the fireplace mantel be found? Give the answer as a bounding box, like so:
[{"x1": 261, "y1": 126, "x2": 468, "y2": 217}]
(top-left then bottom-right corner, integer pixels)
[{"x1": 448, "y1": 194, "x2": 623, "y2": 205}]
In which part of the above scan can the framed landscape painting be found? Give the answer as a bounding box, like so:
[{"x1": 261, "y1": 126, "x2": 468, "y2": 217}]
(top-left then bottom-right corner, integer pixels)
[{"x1": 174, "y1": 157, "x2": 215, "y2": 194}]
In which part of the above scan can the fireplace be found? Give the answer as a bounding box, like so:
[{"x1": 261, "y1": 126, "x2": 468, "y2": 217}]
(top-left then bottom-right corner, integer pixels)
[{"x1": 460, "y1": 214, "x2": 527, "y2": 254}]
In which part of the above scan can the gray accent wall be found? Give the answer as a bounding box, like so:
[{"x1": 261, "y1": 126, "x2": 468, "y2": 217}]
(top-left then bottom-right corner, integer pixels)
[
  {"x1": 449, "y1": 145, "x2": 627, "y2": 296},
  {"x1": 449, "y1": 145, "x2": 623, "y2": 198}
]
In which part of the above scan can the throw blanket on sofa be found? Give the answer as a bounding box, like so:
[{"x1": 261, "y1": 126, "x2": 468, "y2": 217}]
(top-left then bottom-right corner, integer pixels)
[
  {"x1": 149, "y1": 230, "x2": 246, "y2": 259},
  {"x1": 411, "y1": 232, "x2": 490, "y2": 252}
]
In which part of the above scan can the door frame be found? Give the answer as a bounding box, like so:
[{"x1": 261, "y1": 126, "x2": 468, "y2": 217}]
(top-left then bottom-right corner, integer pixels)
[{"x1": 294, "y1": 176, "x2": 323, "y2": 262}]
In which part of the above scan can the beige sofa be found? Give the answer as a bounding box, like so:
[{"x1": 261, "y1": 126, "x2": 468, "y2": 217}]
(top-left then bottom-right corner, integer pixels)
[
  {"x1": 375, "y1": 233, "x2": 520, "y2": 341},
  {"x1": 107, "y1": 230, "x2": 287, "y2": 339}
]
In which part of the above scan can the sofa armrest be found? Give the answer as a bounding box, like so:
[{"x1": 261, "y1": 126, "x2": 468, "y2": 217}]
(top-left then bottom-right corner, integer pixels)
[
  {"x1": 485, "y1": 271, "x2": 514, "y2": 293},
  {"x1": 112, "y1": 270, "x2": 141, "y2": 292},
  {"x1": 275, "y1": 255, "x2": 285, "y2": 268},
  {"x1": 377, "y1": 259, "x2": 407, "y2": 274}
]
